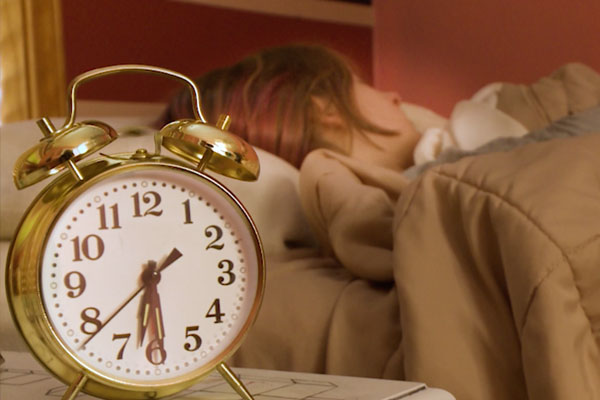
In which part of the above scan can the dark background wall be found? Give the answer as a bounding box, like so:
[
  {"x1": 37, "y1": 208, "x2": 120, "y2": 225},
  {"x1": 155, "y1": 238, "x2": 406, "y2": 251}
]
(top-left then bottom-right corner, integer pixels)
[
  {"x1": 62, "y1": 0, "x2": 600, "y2": 116},
  {"x1": 373, "y1": 0, "x2": 600, "y2": 115},
  {"x1": 61, "y1": 0, "x2": 373, "y2": 103}
]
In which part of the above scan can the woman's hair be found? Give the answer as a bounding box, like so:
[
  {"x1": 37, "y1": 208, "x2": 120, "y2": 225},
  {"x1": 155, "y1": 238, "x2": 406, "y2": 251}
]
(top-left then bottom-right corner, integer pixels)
[{"x1": 162, "y1": 44, "x2": 392, "y2": 167}]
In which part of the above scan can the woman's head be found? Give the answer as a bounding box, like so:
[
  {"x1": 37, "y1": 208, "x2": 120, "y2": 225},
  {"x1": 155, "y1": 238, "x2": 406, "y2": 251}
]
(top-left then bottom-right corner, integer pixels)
[{"x1": 163, "y1": 44, "x2": 418, "y2": 168}]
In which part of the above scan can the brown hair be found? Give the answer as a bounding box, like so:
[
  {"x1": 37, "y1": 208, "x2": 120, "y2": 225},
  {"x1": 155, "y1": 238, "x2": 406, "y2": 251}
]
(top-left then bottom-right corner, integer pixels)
[{"x1": 162, "y1": 44, "x2": 392, "y2": 167}]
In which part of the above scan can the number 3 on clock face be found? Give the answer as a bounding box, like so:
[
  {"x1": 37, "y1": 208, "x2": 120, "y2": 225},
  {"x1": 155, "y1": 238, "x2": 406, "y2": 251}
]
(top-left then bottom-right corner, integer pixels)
[{"x1": 37, "y1": 164, "x2": 263, "y2": 385}]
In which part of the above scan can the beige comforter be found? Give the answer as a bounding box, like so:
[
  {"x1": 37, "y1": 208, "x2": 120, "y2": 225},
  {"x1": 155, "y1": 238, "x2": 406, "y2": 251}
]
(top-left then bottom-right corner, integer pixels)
[
  {"x1": 394, "y1": 132, "x2": 600, "y2": 399},
  {"x1": 231, "y1": 133, "x2": 600, "y2": 400}
]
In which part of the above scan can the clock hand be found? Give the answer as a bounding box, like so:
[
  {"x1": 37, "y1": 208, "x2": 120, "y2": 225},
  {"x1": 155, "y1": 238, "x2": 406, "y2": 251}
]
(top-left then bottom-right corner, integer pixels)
[
  {"x1": 138, "y1": 260, "x2": 167, "y2": 346},
  {"x1": 80, "y1": 285, "x2": 144, "y2": 349},
  {"x1": 138, "y1": 260, "x2": 168, "y2": 364},
  {"x1": 158, "y1": 247, "x2": 183, "y2": 272},
  {"x1": 80, "y1": 248, "x2": 182, "y2": 349},
  {"x1": 150, "y1": 293, "x2": 167, "y2": 365},
  {"x1": 138, "y1": 261, "x2": 158, "y2": 347}
]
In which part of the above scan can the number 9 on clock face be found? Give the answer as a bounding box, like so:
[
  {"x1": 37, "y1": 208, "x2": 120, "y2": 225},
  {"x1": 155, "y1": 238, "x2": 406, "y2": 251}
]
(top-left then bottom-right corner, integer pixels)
[{"x1": 34, "y1": 163, "x2": 264, "y2": 388}]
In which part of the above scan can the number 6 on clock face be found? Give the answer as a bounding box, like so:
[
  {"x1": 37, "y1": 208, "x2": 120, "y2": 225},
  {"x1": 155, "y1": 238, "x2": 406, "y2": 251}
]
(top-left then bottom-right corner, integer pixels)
[{"x1": 19, "y1": 162, "x2": 264, "y2": 394}]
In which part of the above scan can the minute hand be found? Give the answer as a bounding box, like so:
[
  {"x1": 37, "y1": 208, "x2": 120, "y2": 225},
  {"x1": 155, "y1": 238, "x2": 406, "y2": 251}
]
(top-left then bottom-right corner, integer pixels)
[{"x1": 80, "y1": 248, "x2": 183, "y2": 348}]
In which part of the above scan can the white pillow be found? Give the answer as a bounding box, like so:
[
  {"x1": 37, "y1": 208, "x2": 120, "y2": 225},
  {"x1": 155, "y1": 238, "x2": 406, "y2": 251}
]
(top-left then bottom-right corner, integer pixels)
[{"x1": 401, "y1": 102, "x2": 448, "y2": 134}]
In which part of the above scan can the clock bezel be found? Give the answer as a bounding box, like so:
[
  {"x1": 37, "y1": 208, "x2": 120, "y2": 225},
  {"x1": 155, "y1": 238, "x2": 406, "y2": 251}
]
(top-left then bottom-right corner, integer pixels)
[{"x1": 5, "y1": 154, "x2": 266, "y2": 399}]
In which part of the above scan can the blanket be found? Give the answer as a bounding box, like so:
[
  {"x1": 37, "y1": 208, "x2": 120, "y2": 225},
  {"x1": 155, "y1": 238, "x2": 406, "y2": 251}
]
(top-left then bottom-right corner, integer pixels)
[
  {"x1": 230, "y1": 123, "x2": 600, "y2": 400},
  {"x1": 496, "y1": 62, "x2": 600, "y2": 131},
  {"x1": 395, "y1": 132, "x2": 600, "y2": 400},
  {"x1": 229, "y1": 149, "x2": 410, "y2": 378},
  {"x1": 229, "y1": 65, "x2": 600, "y2": 398}
]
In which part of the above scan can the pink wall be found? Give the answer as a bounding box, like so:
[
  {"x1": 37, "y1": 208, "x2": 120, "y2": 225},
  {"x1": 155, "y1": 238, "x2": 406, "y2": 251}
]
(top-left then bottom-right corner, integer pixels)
[
  {"x1": 373, "y1": 0, "x2": 600, "y2": 116},
  {"x1": 61, "y1": 0, "x2": 372, "y2": 103}
]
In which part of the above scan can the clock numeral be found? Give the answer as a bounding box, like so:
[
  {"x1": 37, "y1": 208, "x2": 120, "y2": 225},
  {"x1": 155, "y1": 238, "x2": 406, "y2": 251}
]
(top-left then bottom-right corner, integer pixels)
[
  {"x1": 80, "y1": 307, "x2": 102, "y2": 335},
  {"x1": 205, "y1": 225, "x2": 224, "y2": 250},
  {"x1": 206, "y1": 299, "x2": 225, "y2": 323},
  {"x1": 217, "y1": 260, "x2": 236, "y2": 286},
  {"x1": 98, "y1": 203, "x2": 121, "y2": 230},
  {"x1": 112, "y1": 333, "x2": 131, "y2": 360},
  {"x1": 182, "y1": 199, "x2": 193, "y2": 224},
  {"x1": 183, "y1": 325, "x2": 202, "y2": 351},
  {"x1": 72, "y1": 235, "x2": 105, "y2": 261},
  {"x1": 64, "y1": 271, "x2": 86, "y2": 298},
  {"x1": 146, "y1": 338, "x2": 167, "y2": 365},
  {"x1": 132, "y1": 191, "x2": 163, "y2": 217}
]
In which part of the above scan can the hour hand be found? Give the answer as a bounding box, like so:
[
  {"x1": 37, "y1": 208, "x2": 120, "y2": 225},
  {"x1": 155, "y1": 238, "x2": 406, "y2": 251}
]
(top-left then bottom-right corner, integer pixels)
[
  {"x1": 138, "y1": 261, "x2": 160, "y2": 347},
  {"x1": 158, "y1": 248, "x2": 182, "y2": 272}
]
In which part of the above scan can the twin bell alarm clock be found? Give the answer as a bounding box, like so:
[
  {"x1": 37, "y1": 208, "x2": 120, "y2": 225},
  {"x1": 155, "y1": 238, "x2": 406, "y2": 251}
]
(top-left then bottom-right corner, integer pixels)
[{"x1": 5, "y1": 65, "x2": 265, "y2": 400}]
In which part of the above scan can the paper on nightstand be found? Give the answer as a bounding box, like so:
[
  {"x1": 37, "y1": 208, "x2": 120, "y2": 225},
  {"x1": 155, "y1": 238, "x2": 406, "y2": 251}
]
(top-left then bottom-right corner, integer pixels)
[{"x1": 0, "y1": 351, "x2": 454, "y2": 400}]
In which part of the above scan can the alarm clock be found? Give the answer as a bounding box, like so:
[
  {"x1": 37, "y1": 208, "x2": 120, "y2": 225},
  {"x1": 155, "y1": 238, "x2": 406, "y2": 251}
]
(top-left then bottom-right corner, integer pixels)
[{"x1": 5, "y1": 65, "x2": 265, "y2": 400}]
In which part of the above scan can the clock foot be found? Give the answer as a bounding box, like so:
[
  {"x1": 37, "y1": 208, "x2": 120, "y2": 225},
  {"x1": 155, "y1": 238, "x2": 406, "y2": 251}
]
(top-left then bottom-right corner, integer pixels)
[
  {"x1": 61, "y1": 372, "x2": 88, "y2": 400},
  {"x1": 217, "y1": 362, "x2": 254, "y2": 400}
]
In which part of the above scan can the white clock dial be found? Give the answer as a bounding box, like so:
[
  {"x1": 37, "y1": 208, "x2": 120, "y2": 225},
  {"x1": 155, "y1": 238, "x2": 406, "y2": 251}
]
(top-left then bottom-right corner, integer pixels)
[{"x1": 38, "y1": 165, "x2": 262, "y2": 385}]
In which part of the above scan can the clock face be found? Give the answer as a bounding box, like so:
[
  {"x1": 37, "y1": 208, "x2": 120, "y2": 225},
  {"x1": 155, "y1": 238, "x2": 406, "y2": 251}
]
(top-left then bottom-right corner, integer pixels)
[{"x1": 38, "y1": 165, "x2": 263, "y2": 386}]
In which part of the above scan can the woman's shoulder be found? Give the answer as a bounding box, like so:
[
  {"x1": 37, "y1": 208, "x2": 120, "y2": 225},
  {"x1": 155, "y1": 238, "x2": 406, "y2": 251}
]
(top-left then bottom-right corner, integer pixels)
[{"x1": 300, "y1": 149, "x2": 410, "y2": 201}]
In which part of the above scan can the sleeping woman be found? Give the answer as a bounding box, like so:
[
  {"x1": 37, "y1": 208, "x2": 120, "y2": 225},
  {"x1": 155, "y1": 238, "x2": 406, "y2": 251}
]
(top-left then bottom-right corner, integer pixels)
[
  {"x1": 161, "y1": 43, "x2": 423, "y2": 281},
  {"x1": 160, "y1": 43, "x2": 418, "y2": 378}
]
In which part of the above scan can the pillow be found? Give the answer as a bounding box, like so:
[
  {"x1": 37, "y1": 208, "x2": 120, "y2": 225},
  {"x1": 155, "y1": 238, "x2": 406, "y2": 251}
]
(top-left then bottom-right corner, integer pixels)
[
  {"x1": 404, "y1": 105, "x2": 600, "y2": 179},
  {"x1": 410, "y1": 83, "x2": 529, "y2": 166},
  {"x1": 401, "y1": 102, "x2": 448, "y2": 134}
]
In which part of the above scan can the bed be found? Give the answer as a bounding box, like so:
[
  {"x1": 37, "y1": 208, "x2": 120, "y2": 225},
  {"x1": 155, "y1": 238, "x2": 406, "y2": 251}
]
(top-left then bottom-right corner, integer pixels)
[
  {"x1": 2, "y1": 67, "x2": 600, "y2": 400},
  {"x1": 229, "y1": 111, "x2": 600, "y2": 400}
]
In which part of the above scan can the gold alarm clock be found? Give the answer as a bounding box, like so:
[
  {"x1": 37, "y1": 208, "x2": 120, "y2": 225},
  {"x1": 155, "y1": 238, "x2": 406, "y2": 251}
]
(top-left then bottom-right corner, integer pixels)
[{"x1": 5, "y1": 65, "x2": 265, "y2": 400}]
